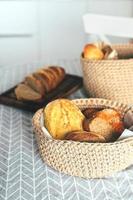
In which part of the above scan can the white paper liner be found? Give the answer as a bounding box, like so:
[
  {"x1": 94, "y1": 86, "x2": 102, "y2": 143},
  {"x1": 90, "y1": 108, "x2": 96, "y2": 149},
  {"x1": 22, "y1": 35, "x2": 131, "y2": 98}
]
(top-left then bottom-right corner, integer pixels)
[{"x1": 40, "y1": 114, "x2": 52, "y2": 139}]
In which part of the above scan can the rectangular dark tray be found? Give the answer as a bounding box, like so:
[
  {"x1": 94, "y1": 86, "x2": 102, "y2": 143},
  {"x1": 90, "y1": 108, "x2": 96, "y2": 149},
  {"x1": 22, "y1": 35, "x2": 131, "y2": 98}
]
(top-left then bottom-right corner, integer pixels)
[{"x1": 0, "y1": 74, "x2": 83, "y2": 112}]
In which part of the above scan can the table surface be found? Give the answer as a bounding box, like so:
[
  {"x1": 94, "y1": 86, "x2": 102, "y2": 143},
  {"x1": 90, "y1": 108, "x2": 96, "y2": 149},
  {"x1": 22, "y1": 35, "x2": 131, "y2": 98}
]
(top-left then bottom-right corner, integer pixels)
[{"x1": 0, "y1": 60, "x2": 133, "y2": 200}]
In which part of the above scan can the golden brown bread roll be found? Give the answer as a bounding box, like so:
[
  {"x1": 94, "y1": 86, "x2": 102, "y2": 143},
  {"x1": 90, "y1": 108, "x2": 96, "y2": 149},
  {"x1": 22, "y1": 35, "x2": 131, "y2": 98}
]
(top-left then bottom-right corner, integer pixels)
[
  {"x1": 44, "y1": 99, "x2": 85, "y2": 139},
  {"x1": 83, "y1": 44, "x2": 104, "y2": 60},
  {"x1": 64, "y1": 131, "x2": 105, "y2": 143}
]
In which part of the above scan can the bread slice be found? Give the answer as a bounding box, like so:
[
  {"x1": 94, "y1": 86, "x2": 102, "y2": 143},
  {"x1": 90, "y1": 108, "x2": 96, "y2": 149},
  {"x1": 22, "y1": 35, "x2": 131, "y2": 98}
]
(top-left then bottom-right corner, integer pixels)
[
  {"x1": 33, "y1": 72, "x2": 50, "y2": 92},
  {"x1": 36, "y1": 70, "x2": 53, "y2": 92},
  {"x1": 25, "y1": 75, "x2": 45, "y2": 96},
  {"x1": 43, "y1": 68, "x2": 57, "y2": 90},
  {"x1": 15, "y1": 83, "x2": 42, "y2": 101},
  {"x1": 46, "y1": 67, "x2": 62, "y2": 86},
  {"x1": 49, "y1": 66, "x2": 65, "y2": 83}
]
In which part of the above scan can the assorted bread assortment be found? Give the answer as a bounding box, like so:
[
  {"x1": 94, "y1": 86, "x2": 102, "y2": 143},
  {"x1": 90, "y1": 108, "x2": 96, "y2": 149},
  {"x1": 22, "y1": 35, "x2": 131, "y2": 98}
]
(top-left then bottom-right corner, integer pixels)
[
  {"x1": 44, "y1": 99, "x2": 125, "y2": 143},
  {"x1": 83, "y1": 42, "x2": 118, "y2": 60},
  {"x1": 15, "y1": 66, "x2": 65, "y2": 101}
]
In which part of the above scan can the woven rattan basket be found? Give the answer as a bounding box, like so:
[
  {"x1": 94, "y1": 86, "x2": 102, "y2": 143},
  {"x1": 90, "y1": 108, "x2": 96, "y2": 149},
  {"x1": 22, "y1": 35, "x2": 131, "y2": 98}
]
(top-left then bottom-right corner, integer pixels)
[
  {"x1": 81, "y1": 44, "x2": 133, "y2": 105},
  {"x1": 32, "y1": 98, "x2": 133, "y2": 179}
]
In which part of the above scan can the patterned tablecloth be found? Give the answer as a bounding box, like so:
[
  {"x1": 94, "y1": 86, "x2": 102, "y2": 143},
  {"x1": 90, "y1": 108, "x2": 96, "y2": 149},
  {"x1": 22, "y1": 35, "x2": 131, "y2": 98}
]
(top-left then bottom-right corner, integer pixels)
[{"x1": 0, "y1": 60, "x2": 133, "y2": 200}]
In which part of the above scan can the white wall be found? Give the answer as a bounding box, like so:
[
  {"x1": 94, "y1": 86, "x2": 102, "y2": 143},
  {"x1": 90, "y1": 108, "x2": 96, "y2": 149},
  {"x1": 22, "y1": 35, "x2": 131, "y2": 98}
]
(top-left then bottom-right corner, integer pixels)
[
  {"x1": 38, "y1": 0, "x2": 88, "y2": 61},
  {"x1": 0, "y1": 0, "x2": 132, "y2": 66},
  {"x1": 87, "y1": 0, "x2": 133, "y2": 43},
  {"x1": 88, "y1": 0, "x2": 133, "y2": 17}
]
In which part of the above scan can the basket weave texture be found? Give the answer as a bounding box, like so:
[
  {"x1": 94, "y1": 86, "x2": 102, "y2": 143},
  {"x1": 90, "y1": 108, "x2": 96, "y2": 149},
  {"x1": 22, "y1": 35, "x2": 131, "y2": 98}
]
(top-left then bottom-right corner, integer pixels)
[
  {"x1": 81, "y1": 44, "x2": 133, "y2": 105},
  {"x1": 32, "y1": 98, "x2": 133, "y2": 179}
]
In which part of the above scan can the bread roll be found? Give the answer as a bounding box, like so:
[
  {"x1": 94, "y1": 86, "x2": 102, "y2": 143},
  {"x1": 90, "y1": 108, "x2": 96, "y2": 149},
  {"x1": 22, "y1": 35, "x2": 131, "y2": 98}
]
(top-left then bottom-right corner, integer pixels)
[
  {"x1": 95, "y1": 109, "x2": 124, "y2": 139},
  {"x1": 44, "y1": 99, "x2": 85, "y2": 139},
  {"x1": 83, "y1": 117, "x2": 113, "y2": 142},
  {"x1": 64, "y1": 131, "x2": 105, "y2": 143},
  {"x1": 83, "y1": 44, "x2": 104, "y2": 60}
]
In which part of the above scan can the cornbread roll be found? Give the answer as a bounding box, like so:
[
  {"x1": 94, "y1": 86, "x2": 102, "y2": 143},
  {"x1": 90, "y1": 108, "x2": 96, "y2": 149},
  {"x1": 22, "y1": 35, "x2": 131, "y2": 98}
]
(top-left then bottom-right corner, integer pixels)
[
  {"x1": 25, "y1": 75, "x2": 45, "y2": 96},
  {"x1": 83, "y1": 44, "x2": 104, "y2": 60},
  {"x1": 44, "y1": 99, "x2": 85, "y2": 139},
  {"x1": 83, "y1": 117, "x2": 113, "y2": 142},
  {"x1": 95, "y1": 109, "x2": 124, "y2": 136},
  {"x1": 64, "y1": 131, "x2": 105, "y2": 143},
  {"x1": 15, "y1": 83, "x2": 42, "y2": 101}
]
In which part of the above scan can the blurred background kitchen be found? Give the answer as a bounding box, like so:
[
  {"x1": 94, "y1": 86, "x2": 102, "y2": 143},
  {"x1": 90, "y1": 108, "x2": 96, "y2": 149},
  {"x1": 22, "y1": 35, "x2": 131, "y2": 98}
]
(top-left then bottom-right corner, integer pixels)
[{"x1": 0, "y1": 0, "x2": 133, "y2": 66}]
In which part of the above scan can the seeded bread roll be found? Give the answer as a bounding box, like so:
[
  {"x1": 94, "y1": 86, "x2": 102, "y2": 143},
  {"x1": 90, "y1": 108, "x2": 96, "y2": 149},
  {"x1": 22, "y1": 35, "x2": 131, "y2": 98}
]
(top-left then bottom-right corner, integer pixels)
[
  {"x1": 15, "y1": 84, "x2": 42, "y2": 101},
  {"x1": 44, "y1": 99, "x2": 85, "y2": 139}
]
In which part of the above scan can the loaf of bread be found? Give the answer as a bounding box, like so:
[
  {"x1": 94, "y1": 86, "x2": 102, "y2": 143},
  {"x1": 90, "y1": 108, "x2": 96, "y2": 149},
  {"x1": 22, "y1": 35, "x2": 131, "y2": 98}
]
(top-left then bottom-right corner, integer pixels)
[
  {"x1": 64, "y1": 131, "x2": 105, "y2": 143},
  {"x1": 15, "y1": 66, "x2": 66, "y2": 101},
  {"x1": 44, "y1": 99, "x2": 85, "y2": 139}
]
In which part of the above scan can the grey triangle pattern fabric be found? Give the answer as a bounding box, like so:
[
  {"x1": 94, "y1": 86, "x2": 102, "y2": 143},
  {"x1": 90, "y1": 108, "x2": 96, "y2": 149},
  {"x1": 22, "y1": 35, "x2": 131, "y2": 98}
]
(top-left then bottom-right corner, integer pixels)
[{"x1": 0, "y1": 61, "x2": 133, "y2": 200}]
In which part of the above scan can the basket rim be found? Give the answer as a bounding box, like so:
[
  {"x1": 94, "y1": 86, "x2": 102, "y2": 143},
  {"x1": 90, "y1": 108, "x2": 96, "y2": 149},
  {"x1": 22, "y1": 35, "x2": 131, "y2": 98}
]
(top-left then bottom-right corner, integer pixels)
[
  {"x1": 81, "y1": 43, "x2": 133, "y2": 62},
  {"x1": 80, "y1": 54, "x2": 133, "y2": 62},
  {"x1": 32, "y1": 98, "x2": 133, "y2": 146}
]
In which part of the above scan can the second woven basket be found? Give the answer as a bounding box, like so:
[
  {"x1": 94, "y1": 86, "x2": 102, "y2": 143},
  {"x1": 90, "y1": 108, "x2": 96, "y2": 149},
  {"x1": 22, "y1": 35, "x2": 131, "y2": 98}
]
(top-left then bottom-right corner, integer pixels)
[{"x1": 81, "y1": 44, "x2": 133, "y2": 105}]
